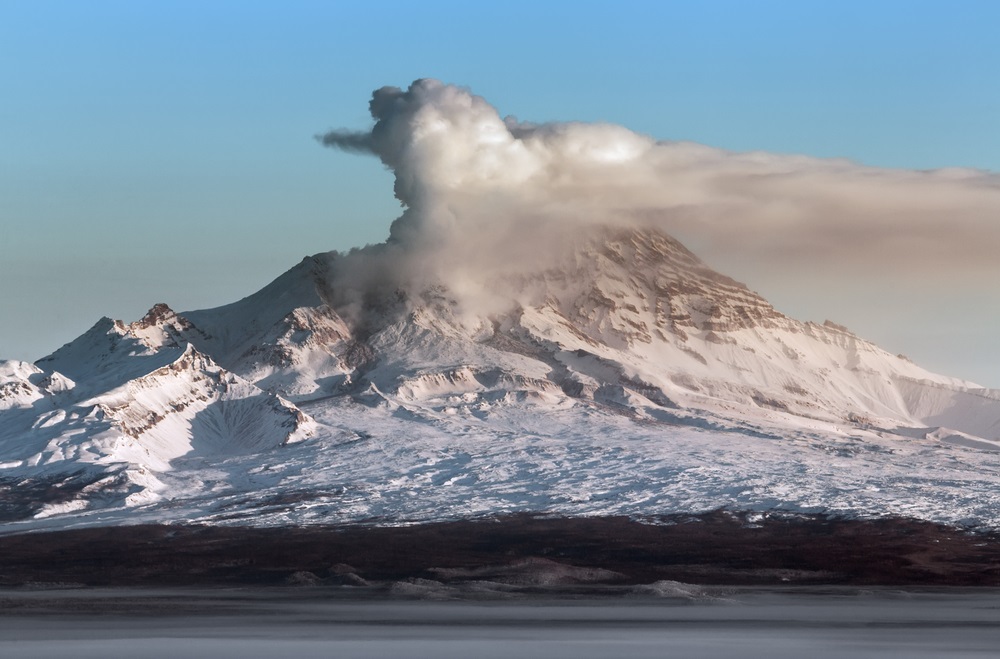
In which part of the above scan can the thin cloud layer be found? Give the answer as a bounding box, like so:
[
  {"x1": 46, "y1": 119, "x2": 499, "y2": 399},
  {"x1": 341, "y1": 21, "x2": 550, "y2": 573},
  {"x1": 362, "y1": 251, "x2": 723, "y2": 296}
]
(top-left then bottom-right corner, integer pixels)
[{"x1": 318, "y1": 79, "x2": 1000, "y2": 323}]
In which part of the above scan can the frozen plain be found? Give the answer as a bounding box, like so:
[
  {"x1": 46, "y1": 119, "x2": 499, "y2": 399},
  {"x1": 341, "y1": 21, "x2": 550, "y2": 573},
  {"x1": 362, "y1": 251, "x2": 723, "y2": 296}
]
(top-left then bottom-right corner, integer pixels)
[{"x1": 2, "y1": 588, "x2": 1000, "y2": 659}]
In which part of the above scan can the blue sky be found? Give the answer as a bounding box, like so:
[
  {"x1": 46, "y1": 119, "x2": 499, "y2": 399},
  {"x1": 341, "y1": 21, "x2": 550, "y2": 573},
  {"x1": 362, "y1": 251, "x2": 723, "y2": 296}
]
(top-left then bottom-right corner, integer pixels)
[{"x1": 1, "y1": 1, "x2": 998, "y2": 384}]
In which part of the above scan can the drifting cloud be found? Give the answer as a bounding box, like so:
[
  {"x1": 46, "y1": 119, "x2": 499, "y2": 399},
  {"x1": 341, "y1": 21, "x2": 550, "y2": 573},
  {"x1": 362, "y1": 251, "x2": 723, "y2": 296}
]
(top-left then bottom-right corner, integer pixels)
[{"x1": 318, "y1": 79, "x2": 1000, "y2": 325}]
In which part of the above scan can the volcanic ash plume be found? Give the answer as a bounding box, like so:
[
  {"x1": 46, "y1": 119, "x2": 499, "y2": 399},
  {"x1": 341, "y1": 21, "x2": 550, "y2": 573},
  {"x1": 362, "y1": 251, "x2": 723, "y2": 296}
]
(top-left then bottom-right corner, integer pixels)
[{"x1": 318, "y1": 79, "x2": 1000, "y2": 325}]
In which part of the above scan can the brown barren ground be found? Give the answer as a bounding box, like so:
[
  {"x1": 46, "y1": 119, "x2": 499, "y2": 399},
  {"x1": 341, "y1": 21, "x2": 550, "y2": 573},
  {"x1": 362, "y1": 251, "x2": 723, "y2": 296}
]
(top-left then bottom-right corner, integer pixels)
[{"x1": 1, "y1": 512, "x2": 999, "y2": 588}]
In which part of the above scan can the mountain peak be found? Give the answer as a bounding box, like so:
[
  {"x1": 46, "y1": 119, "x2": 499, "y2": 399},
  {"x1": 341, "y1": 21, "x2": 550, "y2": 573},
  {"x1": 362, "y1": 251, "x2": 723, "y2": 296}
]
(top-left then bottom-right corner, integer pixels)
[
  {"x1": 485, "y1": 224, "x2": 787, "y2": 347},
  {"x1": 137, "y1": 303, "x2": 177, "y2": 328}
]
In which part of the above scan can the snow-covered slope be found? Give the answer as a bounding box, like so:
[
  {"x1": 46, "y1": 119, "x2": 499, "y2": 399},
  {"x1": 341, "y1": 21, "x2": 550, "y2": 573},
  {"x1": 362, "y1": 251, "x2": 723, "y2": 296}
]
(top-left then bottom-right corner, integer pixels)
[
  {"x1": 346, "y1": 227, "x2": 999, "y2": 438},
  {"x1": 1, "y1": 306, "x2": 314, "y2": 518},
  {"x1": 4, "y1": 226, "x2": 1000, "y2": 530}
]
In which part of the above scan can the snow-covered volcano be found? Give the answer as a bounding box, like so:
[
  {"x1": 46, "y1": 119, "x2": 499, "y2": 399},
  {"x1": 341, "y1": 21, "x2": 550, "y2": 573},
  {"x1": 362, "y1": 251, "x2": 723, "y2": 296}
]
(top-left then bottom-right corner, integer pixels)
[{"x1": 3, "y1": 225, "x2": 1000, "y2": 531}]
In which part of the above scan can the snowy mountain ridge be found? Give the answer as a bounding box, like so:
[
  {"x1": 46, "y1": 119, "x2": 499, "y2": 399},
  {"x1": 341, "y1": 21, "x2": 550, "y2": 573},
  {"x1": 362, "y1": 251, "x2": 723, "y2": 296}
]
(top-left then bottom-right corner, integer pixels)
[{"x1": 3, "y1": 225, "x2": 1000, "y2": 531}]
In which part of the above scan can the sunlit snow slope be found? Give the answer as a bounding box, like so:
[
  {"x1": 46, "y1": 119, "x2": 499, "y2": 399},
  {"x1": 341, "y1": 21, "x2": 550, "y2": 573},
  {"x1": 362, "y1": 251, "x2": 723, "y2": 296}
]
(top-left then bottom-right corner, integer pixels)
[{"x1": 3, "y1": 226, "x2": 1000, "y2": 530}]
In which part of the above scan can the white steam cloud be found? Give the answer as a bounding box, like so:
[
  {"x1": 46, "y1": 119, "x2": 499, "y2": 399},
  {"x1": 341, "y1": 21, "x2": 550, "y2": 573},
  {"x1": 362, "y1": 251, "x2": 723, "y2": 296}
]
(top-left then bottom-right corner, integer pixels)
[{"x1": 319, "y1": 79, "x2": 1000, "y2": 328}]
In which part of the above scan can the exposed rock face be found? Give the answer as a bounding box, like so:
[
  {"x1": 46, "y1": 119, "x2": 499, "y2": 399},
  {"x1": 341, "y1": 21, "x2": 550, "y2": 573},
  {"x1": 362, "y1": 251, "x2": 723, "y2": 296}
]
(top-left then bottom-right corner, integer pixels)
[{"x1": 568, "y1": 228, "x2": 785, "y2": 339}]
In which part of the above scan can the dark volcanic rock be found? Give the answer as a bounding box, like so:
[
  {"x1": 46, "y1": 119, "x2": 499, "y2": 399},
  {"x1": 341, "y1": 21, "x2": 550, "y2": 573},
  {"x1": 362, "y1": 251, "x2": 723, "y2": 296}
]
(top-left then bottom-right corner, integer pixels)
[{"x1": 0, "y1": 513, "x2": 998, "y2": 589}]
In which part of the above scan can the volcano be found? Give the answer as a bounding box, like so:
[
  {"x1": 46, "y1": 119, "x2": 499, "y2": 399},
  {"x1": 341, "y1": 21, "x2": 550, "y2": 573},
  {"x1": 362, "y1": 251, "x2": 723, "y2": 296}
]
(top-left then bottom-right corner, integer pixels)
[{"x1": 3, "y1": 224, "x2": 1000, "y2": 533}]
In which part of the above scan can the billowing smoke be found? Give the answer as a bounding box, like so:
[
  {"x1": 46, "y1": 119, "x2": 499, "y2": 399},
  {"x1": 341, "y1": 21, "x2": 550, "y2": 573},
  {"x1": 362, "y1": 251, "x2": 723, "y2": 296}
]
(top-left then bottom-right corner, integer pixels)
[{"x1": 319, "y1": 79, "x2": 1000, "y2": 331}]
